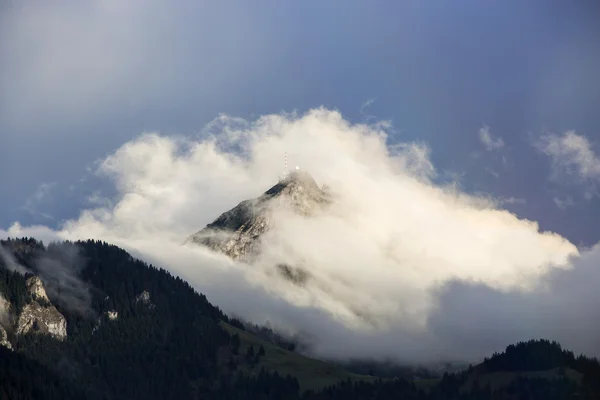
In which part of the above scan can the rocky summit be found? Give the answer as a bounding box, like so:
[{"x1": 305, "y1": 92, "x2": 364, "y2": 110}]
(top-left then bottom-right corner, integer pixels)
[{"x1": 185, "y1": 170, "x2": 331, "y2": 260}]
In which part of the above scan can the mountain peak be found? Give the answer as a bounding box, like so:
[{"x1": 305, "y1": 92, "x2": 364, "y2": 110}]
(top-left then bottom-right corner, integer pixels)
[
  {"x1": 263, "y1": 169, "x2": 325, "y2": 203},
  {"x1": 275, "y1": 169, "x2": 319, "y2": 189},
  {"x1": 185, "y1": 170, "x2": 331, "y2": 260}
]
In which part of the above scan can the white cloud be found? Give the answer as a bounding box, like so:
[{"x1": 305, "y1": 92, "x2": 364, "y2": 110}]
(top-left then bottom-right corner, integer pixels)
[
  {"x1": 478, "y1": 125, "x2": 504, "y2": 151},
  {"x1": 1, "y1": 222, "x2": 62, "y2": 245},
  {"x1": 537, "y1": 131, "x2": 600, "y2": 183},
  {"x1": 553, "y1": 196, "x2": 575, "y2": 210},
  {"x1": 388, "y1": 142, "x2": 436, "y2": 180},
  {"x1": 1, "y1": 109, "x2": 589, "y2": 363}
]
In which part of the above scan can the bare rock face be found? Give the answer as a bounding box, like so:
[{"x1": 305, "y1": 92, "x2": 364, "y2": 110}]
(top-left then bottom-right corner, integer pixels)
[
  {"x1": 12, "y1": 277, "x2": 68, "y2": 340},
  {"x1": 93, "y1": 310, "x2": 119, "y2": 336},
  {"x1": 0, "y1": 293, "x2": 10, "y2": 316},
  {"x1": 0, "y1": 325, "x2": 11, "y2": 350},
  {"x1": 135, "y1": 290, "x2": 155, "y2": 309},
  {"x1": 186, "y1": 170, "x2": 331, "y2": 261},
  {"x1": 16, "y1": 301, "x2": 67, "y2": 340},
  {"x1": 26, "y1": 276, "x2": 50, "y2": 303},
  {"x1": 136, "y1": 290, "x2": 151, "y2": 304},
  {"x1": 106, "y1": 310, "x2": 118, "y2": 320},
  {"x1": 1, "y1": 293, "x2": 13, "y2": 350}
]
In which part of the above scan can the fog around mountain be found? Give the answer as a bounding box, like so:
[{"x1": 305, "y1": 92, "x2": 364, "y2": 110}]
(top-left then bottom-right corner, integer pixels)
[{"x1": 3, "y1": 109, "x2": 599, "y2": 364}]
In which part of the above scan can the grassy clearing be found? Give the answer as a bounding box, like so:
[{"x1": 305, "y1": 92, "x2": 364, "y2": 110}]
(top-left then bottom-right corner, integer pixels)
[{"x1": 220, "y1": 321, "x2": 377, "y2": 391}]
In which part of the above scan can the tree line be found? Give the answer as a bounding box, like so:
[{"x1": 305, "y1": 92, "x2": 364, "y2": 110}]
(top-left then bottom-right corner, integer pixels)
[{"x1": 1, "y1": 238, "x2": 600, "y2": 399}]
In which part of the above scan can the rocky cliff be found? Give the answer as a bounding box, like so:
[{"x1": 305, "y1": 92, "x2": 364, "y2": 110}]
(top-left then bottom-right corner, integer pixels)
[
  {"x1": 17, "y1": 276, "x2": 67, "y2": 339},
  {"x1": 0, "y1": 292, "x2": 10, "y2": 316},
  {"x1": 16, "y1": 301, "x2": 67, "y2": 339},
  {"x1": 26, "y1": 275, "x2": 50, "y2": 303},
  {"x1": 0, "y1": 293, "x2": 12, "y2": 350},
  {"x1": 186, "y1": 170, "x2": 331, "y2": 260},
  {"x1": 0, "y1": 325, "x2": 11, "y2": 349},
  {"x1": 0, "y1": 276, "x2": 67, "y2": 347}
]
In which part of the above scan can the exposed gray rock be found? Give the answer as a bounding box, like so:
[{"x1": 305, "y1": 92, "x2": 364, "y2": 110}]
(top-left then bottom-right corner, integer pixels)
[
  {"x1": 1, "y1": 293, "x2": 14, "y2": 338},
  {"x1": 12, "y1": 276, "x2": 68, "y2": 340},
  {"x1": 136, "y1": 290, "x2": 151, "y2": 304},
  {"x1": 26, "y1": 276, "x2": 50, "y2": 303},
  {"x1": 16, "y1": 301, "x2": 67, "y2": 340},
  {"x1": 0, "y1": 292, "x2": 10, "y2": 316},
  {"x1": 0, "y1": 325, "x2": 11, "y2": 350},
  {"x1": 186, "y1": 170, "x2": 331, "y2": 261},
  {"x1": 106, "y1": 310, "x2": 118, "y2": 320},
  {"x1": 93, "y1": 310, "x2": 118, "y2": 336},
  {"x1": 1, "y1": 292, "x2": 14, "y2": 349}
]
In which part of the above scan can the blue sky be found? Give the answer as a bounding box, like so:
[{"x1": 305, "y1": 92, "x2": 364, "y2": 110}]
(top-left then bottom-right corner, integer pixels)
[{"x1": 1, "y1": 0, "x2": 600, "y2": 245}]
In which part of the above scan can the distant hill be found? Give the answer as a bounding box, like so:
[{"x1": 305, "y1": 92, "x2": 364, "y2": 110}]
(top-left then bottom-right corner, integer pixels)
[
  {"x1": 1, "y1": 237, "x2": 600, "y2": 399},
  {"x1": 460, "y1": 339, "x2": 600, "y2": 393}
]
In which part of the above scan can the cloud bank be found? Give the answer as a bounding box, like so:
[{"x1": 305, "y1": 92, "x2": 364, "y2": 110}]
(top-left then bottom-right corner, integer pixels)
[{"x1": 3, "y1": 109, "x2": 596, "y2": 364}]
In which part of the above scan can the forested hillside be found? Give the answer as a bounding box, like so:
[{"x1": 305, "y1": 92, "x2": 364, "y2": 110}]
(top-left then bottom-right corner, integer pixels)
[{"x1": 1, "y1": 238, "x2": 600, "y2": 399}]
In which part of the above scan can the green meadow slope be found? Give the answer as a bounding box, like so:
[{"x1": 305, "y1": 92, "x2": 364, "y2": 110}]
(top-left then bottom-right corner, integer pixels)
[
  {"x1": 220, "y1": 322, "x2": 377, "y2": 391},
  {"x1": 221, "y1": 324, "x2": 595, "y2": 397}
]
